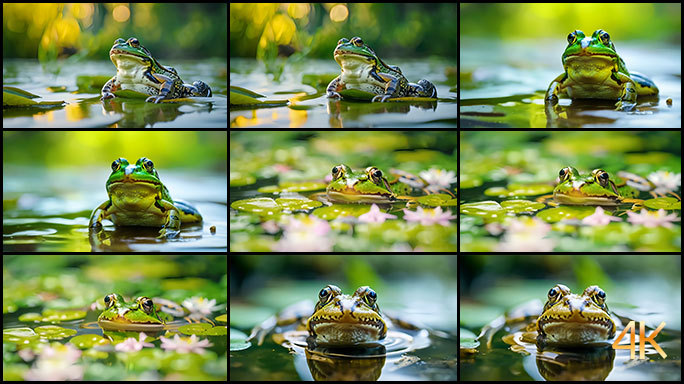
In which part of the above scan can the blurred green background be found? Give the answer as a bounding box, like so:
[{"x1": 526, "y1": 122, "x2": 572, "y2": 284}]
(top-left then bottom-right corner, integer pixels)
[
  {"x1": 230, "y1": 3, "x2": 457, "y2": 59},
  {"x1": 460, "y1": 3, "x2": 681, "y2": 41},
  {"x1": 3, "y1": 3, "x2": 227, "y2": 60},
  {"x1": 3, "y1": 131, "x2": 227, "y2": 169}
]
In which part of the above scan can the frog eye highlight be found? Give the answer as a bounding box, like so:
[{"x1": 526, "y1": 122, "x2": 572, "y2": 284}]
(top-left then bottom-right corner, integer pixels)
[
  {"x1": 128, "y1": 37, "x2": 139, "y2": 47},
  {"x1": 598, "y1": 31, "x2": 611, "y2": 46},
  {"x1": 351, "y1": 37, "x2": 363, "y2": 46},
  {"x1": 567, "y1": 31, "x2": 579, "y2": 45},
  {"x1": 331, "y1": 165, "x2": 346, "y2": 180},
  {"x1": 137, "y1": 297, "x2": 155, "y2": 314},
  {"x1": 592, "y1": 169, "x2": 610, "y2": 187}
]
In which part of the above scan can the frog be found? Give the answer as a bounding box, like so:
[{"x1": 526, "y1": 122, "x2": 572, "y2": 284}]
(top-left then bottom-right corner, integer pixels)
[
  {"x1": 97, "y1": 293, "x2": 165, "y2": 332},
  {"x1": 325, "y1": 164, "x2": 403, "y2": 204},
  {"x1": 552, "y1": 167, "x2": 624, "y2": 206},
  {"x1": 534, "y1": 284, "x2": 616, "y2": 346},
  {"x1": 326, "y1": 37, "x2": 437, "y2": 102},
  {"x1": 545, "y1": 29, "x2": 658, "y2": 111},
  {"x1": 101, "y1": 37, "x2": 212, "y2": 103},
  {"x1": 88, "y1": 157, "x2": 203, "y2": 238},
  {"x1": 306, "y1": 285, "x2": 388, "y2": 346}
]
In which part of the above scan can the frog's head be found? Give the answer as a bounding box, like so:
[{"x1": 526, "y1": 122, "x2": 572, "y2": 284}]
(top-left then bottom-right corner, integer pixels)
[
  {"x1": 326, "y1": 164, "x2": 396, "y2": 203},
  {"x1": 537, "y1": 284, "x2": 615, "y2": 346},
  {"x1": 306, "y1": 285, "x2": 387, "y2": 345},
  {"x1": 106, "y1": 157, "x2": 162, "y2": 188},
  {"x1": 562, "y1": 29, "x2": 621, "y2": 65},
  {"x1": 98, "y1": 293, "x2": 163, "y2": 324},
  {"x1": 553, "y1": 167, "x2": 621, "y2": 205},
  {"x1": 106, "y1": 157, "x2": 172, "y2": 208},
  {"x1": 333, "y1": 37, "x2": 383, "y2": 70},
  {"x1": 109, "y1": 37, "x2": 154, "y2": 68}
]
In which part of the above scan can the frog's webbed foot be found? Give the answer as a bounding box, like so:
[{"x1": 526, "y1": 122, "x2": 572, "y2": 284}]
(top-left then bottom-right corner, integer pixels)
[
  {"x1": 615, "y1": 76, "x2": 637, "y2": 111},
  {"x1": 100, "y1": 92, "x2": 115, "y2": 101},
  {"x1": 326, "y1": 76, "x2": 343, "y2": 99},
  {"x1": 186, "y1": 81, "x2": 212, "y2": 97},
  {"x1": 158, "y1": 208, "x2": 181, "y2": 238},
  {"x1": 146, "y1": 95, "x2": 166, "y2": 103},
  {"x1": 413, "y1": 79, "x2": 437, "y2": 98}
]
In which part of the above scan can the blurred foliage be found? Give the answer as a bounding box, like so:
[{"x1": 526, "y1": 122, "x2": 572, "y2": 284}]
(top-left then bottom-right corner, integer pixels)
[
  {"x1": 3, "y1": 3, "x2": 227, "y2": 60},
  {"x1": 461, "y1": 3, "x2": 681, "y2": 42},
  {"x1": 2, "y1": 131, "x2": 226, "y2": 169},
  {"x1": 230, "y1": 3, "x2": 457, "y2": 59}
]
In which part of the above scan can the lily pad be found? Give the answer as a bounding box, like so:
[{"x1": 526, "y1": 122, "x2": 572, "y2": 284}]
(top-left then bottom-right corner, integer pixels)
[
  {"x1": 643, "y1": 197, "x2": 681, "y2": 210},
  {"x1": 274, "y1": 198, "x2": 322, "y2": 211},
  {"x1": 500, "y1": 199, "x2": 546, "y2": 213},
  {"x1": 484, "y1": 183, "x2": 553, "y2": 197},
  {"x1": 415, "y1": 194, "x2": 458, "y2": 207},
  {"x1": 178, "y1": 323, "x2": 213, "y2": 335},
  {"x1": 230, "y1": 328, "x2": 251, "y2": 351},
  {"x1": 312, "y1": 204, "x2": 371, "y2": 220},
  {"x1": 3, "y1": 327, "x2": 40, "y2": 344},
  {"x1": 230, "y1": 198, "x2": 282, "y2": 216},
  {"x1": 69, "y1": 334, "x2": 110, "y2": 348},
  {"x1": 536, "y1": 206, "x2": 596, "y2": 222},
  {"x1": 34, "y1": 325, "x2": 77, "y2": 339},
  {"x1": 258, "y1": 181, "x2": 327, "y2": 193}
]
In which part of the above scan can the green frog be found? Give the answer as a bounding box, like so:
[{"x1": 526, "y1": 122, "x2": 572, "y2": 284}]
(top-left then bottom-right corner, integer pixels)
[
  {"x1": 88, "y1": 157, "x2": 202, "y2": 238},
  {"x1": 553, "y1": 167, "x2": 624, "y2": 206},
  {"x1": 101, "y1": 37, "x2": 212, "y2": 103},
  {"x1": 306, "y1": 285, "x2": 388, "y2": 346},
  {"x1": 324, "y1": 164, "x2": 417, "y2": 204},
  {"x1": 327, "y1": 37, "x2": 437, "y2": 102},
  {"x1": 535, "y1": 284, "x2": 616, "y2": 346},
  {"x1": 545, "y1": 30, "x2": 658, "y2": 111},
  {"x1": 97, "y1": 293, "x2": 166, "y2": 332}
]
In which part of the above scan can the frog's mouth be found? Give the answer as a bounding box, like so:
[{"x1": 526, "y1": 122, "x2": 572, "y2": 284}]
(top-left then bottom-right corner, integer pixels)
[
  {"x1": 327, "y1": 188, "x2": 395, "y2": 203},
  {"x1": 110, "y1": 49, "x2": 151, "y2": 63},
  {"x1": 538, "y1": 314, "x2": 614, "y2": 344},
  {"x1": 309, "y1": 317, "x2": 386, "y2": 344}
]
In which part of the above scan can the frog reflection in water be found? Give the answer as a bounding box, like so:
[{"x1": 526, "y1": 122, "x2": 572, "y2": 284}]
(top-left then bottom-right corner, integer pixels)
[
  {"x1": 327, "y1": 37, "x2": 437, "y2": 102},
  {"x1": 532, "y1": 284, "x2": 616, "y2": 347},
  {"x1": 97, "y1": 293, "x2": 166, "y2": 332},
  {"x1": 101, "y1": 37, "x2": 212, "y2": 103}
]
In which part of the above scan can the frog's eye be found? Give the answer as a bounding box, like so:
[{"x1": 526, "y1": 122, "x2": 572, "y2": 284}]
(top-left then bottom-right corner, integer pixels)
[
  {"x1": 599, "y1": 31, "x2": 611, "y2": 46},
  {"x1": 103, "y1": 294, "x2": 117, "y2": 308},
  {"x1": 558, "y1": 167, "x2": 572, "y2": 181},
  {"x1": 128, "y1": 38, "x2": 139, "y2": 47},
  {"x1": 363, "y1": 288, "x2": 377, "y2": 306},
  {"x1": 137, "y1": 297, "x2": 155, "y2": 314},
  {"x1": 351, "y1": 37, "x2": 363, "y2": 47},
  {"x1": 592, "y1": 169, "x2": 610, "y2": 186},
  {"x1": 111, "y1": 158, "x2": 126, "y2": 172},
  {"x1": 547, "y1": 287, "x2": 559, "y2": 300},
  {"x1": 337, "y1": 38, "x2": 348, "y2": 45},
  {"x1": 332, "y1": 165, "x2": 346, "y2": 180},
  {"x1": 142, "y1": 159, "x2": 155, "y2": 173},
  {"x1": 567, "y1": 31, "x2": 578, "y2": 45}
]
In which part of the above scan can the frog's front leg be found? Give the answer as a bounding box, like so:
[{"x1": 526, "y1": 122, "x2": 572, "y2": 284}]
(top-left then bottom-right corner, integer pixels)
[
  {"x1": 89, "y1": 200, "x2": 113, "y2": 228},
  {"x1": 372, "y1": 72, "x2": 400, "y2": 102},
  {"x1": 613, "y1": 72, "x2": 637, "y2": 111},
  {"x1": 100, "y1": 76, "x2": 118, "y2": 100},
  {"x1": 156, "y1": 199, "x2": 182, "y2": 238},
  {"x1": 411, "y1": 79, "x2": 437, "y2": 98},
  {"x1": 545, "y1": 73, "x2": 567, "y2": 104},
  {"x1": 326, "y1": 76, "x2": 343, "y2": 99}
]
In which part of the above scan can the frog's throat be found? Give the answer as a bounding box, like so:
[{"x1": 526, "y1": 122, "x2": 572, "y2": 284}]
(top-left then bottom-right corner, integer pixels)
[
  {"x1": 327, "y1": 190, "x2": 395, "y2": 203},
  {"x1": 553, "y1": 191, "x2": 620, "y2": 206}
]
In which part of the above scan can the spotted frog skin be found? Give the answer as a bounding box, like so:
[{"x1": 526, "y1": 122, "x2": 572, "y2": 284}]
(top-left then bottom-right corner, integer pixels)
[
  {"x1": 535, "y1": 284, "x2": 616, "y2": 346},
  {"x1": 306, "y1": 285, "x2": 388, "y2": 346},
  {"x1": 327, "y1": 37, "x2": 437, "y2": 102},
  {"x1": 101, "y1": 37, "x2": 212, "y2": 103},
  {"x1": 88, "y1": 157, "x2": 202, "y2": 238},
  {"x1": 545, "y1": 30, "x2": 658, "y2": 111}
]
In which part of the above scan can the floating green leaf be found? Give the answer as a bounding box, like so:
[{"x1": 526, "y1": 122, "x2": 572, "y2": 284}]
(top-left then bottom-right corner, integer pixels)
[
  {"x1": 484, "y1": 183, "x2": 553, "y2": 197},
  {"x1": 34, "y1": 325, "x2": 77, "y2": 339},
  {"x1": 643, "y1": 197, "x2": 681, "y2": 210},
  {"x1": 312, "y1": 204, "x2": 371, "y2": 220},
  {"x1": 69, "y1": 334, "x2": 111, "y2": 349},
  {"x1": 536, "y1": 206, "x2": 596, "y2": 222}
]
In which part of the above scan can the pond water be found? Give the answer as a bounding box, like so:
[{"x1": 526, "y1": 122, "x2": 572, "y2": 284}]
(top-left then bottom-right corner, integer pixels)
[
  {"x1": 460, "y1": 38, "x2": 681, "y2": 128},
  {"x1": 3, "y1": 165, "x2": 227, "y2": 252},
  {"x1": 230, "y1": 58, "x2": 457, "y2": 128},
  {"x1": 3, "y1": 59, "x2": 227, "y2": 128}
]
